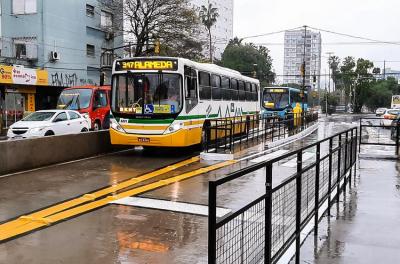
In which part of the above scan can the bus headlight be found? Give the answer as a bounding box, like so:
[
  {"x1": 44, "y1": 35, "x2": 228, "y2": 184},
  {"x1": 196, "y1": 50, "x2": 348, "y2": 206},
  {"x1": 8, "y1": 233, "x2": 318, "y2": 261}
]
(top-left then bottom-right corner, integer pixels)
[
  {"x1": 166, "y1": 122, "x2": 184, "y2": 134},
  {"x1": 110, "y1": 119, "x2": 125, "y2": 132}
]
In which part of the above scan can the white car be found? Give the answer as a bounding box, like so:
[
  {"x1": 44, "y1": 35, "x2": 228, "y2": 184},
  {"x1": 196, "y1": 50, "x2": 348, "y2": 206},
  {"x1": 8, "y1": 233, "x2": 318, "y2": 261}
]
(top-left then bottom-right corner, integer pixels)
[
  {"x1": 380, "y1": 109, "x2": 400, "y2": 127},
  {"x1": 7, "y1": 110, "x2": 90, "y2": 139},
  {"x1": 375, "y1": 107, "x2": 387, "y2": 116}
]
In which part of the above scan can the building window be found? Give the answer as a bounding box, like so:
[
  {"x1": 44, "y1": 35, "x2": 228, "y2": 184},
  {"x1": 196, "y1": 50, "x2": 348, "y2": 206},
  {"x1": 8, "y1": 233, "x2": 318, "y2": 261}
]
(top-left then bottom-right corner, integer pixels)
[
  {"x1": 15, "y1": 43, "x2": 27, "y2": 59},
  {"x1": 86, "y1": 4, "x2": 94, "y2": 17},
  {"x1": 101, "y1": 10, "x2": 113, "y2": 28},
  {"x1": 12, "y1": 0, "x2": 37, "y2": 15},
  {"x1": 87, "y1": 44, "x2": 95, "y2": 57}
]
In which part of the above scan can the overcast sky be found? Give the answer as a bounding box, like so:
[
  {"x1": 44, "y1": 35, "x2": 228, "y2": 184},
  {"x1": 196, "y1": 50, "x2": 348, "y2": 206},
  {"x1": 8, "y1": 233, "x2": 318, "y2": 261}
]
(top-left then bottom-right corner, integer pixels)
[{"x1": 233, "y1": 0, "x2": 400, "y2": 84}]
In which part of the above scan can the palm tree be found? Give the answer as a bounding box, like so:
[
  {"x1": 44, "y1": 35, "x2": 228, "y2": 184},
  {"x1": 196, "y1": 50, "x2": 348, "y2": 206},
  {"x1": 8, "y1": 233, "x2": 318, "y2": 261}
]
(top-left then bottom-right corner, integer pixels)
[{"x1": 199, "y1": 1, "x2": 219, "y2": 63}]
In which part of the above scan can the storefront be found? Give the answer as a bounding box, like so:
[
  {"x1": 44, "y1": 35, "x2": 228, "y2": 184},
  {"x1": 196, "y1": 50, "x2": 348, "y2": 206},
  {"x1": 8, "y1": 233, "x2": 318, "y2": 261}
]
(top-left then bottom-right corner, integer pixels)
[{"x1": 0, "y1": 65, "x2": 48, "y2": 129}]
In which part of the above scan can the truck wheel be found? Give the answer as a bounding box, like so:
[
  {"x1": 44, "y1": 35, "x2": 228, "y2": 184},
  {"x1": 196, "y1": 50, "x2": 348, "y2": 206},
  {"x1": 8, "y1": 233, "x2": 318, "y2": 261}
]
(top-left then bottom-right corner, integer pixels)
[{"x1": 93, "y1": 121, "x2": 101, "y2": 131}]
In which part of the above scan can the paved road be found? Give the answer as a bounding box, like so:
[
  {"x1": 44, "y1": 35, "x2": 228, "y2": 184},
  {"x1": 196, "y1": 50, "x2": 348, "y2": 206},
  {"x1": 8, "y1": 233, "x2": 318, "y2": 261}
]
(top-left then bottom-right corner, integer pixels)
[{"x1": 0, "y1": 115, "x2": 361, "y2": 264}]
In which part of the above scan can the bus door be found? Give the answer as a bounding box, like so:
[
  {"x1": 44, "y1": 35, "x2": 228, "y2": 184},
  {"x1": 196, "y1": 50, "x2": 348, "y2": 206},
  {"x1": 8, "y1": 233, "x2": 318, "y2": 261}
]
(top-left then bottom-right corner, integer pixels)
[{"x1": 184, "y1": 66, "x2": 198, "y2": 113}]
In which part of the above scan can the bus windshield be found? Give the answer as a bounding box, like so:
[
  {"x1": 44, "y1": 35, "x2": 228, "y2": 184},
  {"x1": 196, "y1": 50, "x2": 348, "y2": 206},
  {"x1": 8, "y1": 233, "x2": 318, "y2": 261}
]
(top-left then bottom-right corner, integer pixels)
[
  {"x1": 57, "y1": 89, "x2": 93, "y2": 110},
  {"x1": 263, "y1": 89, "x2": 289, "y2": 109},
  {"x1": 112, "y1": 73, "x2": 182, "y2": 115}
]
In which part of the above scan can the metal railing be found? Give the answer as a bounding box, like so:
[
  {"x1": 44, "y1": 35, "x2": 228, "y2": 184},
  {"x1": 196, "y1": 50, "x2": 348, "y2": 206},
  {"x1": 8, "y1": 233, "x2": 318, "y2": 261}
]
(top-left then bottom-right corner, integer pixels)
[
  {"x1": 208, "y1": 126, "x2": 358, "y2": 264},
  {"x1": 359, "y1": 117, "x2": 399, "y2": 155},
  {"x1": 204, "y1": 112, "x2": 319, "y2": 153}
]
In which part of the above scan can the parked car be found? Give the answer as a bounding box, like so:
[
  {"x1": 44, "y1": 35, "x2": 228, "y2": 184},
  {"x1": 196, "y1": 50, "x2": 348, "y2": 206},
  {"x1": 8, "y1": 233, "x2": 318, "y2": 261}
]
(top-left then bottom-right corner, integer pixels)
[
  {"x1": 57, "y1": 85, "x2": 111, "y2": 131},
  {"x1": 375, "y1": 107, "x2": 387, "y2": 116},
  {"x1": 381, "y1": 109, "x2": 400, "y2": 127},
  {"x1": 7, "y1": 110, "x2": 90, "y2": 139}
]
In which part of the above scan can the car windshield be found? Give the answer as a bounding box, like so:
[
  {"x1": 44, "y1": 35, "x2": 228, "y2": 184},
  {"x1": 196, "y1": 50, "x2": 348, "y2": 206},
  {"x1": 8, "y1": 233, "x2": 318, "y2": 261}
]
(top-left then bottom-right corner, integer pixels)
[
  {"x1": 57, "y1": 89, "x2": 93, "y2": 110},
  {"x1": 112, "y1": 73, "x2": 182, "y2": 115},
  {"x1": 22, "y1": 112, "x2": 55, "y2": 121}
]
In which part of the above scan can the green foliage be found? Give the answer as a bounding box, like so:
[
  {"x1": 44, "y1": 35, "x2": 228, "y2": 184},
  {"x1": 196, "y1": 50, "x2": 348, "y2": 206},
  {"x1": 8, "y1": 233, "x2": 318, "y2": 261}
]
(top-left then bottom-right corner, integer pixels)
[
  {"x1": 353, "y1": 58, "x2": 374, "y2": 113},
  {"x1": 365, "y1": 78, "x2": 400, "y2": 110},
  {"x1": 320, "y1": 92, "x2": 340, "y2": 113},
  {"x1": 220, "y1": 40, "x2": 275, "y2": 85}
]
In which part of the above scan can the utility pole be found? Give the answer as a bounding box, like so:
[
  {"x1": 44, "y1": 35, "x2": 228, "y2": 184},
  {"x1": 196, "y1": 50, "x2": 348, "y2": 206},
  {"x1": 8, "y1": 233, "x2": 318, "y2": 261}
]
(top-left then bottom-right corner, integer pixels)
[
  {"x1": 302, "y1": 25, "x2": 307, "y2": 126},
  {"x1": 326, "y1": 52, "x2": 334, "y2": 93},
  {"x1": 383, "y1": 60, "x2": 386, "y2": 80},
  {"x1": 325, "y1": 69, "x2": 328, "y2": 117}
]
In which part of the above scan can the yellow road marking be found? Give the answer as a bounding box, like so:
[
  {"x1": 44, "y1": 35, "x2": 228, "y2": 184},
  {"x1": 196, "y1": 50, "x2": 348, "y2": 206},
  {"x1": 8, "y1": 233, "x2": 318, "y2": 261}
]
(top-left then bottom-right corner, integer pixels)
[
  {"x1": 0, "y1": 159, "x2": 237, "y2": 241},
  {"x1": 0, "y1": 157, "x2": 199, "y2": 235}
]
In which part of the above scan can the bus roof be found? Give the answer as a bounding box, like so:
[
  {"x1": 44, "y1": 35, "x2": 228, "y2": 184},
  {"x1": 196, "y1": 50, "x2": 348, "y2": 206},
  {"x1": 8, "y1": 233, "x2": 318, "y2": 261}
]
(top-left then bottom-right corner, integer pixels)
[{"x1": 113, "y1": 56, "x2": 259, "y2": 84}]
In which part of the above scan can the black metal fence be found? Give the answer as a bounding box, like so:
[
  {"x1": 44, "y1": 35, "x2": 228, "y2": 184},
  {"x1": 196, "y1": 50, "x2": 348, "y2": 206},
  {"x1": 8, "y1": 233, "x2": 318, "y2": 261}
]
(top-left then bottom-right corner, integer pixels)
[
  {"x1": 359, "y1": 117, "x2": 399, "y2": 155},
  {"x1": 208, "y1": 126, "x2": 358, "y2": 264},
  {"x1": 204, "y1": 112, "x2": 319, "y2": 153}
]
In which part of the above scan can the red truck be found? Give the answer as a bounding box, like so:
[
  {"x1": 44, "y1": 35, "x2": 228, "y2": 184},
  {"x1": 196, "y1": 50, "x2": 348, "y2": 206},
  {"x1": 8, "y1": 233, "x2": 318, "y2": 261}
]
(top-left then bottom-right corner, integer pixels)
[{"x1": 57, "y1": 85, "x2": 111, "y2": 130}]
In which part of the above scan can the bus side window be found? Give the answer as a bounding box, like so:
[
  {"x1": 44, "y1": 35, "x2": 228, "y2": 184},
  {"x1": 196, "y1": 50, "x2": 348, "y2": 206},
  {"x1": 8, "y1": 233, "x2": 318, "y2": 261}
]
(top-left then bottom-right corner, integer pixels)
[
  {"x1": 221, "y1": 76, "x2": 230, "y2": 100},
  {"x1": 211, "y1": 74, "x2": 222, "y2": 100},
  {"x1": 199, "y1": 71, "x2": 211, "y2": 100},
  {"x1": 245, "y1": 82, "x2": 252, "y2": 101},
  {"x1": 238, "y1": 81, "x2": 245, "y2": 101},
  {"x1": 184, "y1": 66, "x2": 198, "y2": 113},
  {"x1": 231, "y1": 79, "x2": 238, "y2": 101}
]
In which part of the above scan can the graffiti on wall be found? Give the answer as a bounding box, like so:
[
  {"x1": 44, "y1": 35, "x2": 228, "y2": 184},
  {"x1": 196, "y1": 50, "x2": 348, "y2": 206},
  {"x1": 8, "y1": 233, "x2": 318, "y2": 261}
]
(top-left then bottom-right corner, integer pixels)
[{"x1": 50, "y1": 72, "x2": 97, "y2": 87}]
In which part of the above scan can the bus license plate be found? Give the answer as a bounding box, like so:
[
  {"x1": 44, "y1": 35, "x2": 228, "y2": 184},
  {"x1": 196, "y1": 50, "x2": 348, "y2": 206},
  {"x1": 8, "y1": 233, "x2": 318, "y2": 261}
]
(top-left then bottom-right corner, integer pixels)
[{"x1": 138, "y1": 137, "x2": 150, "y2": 143}]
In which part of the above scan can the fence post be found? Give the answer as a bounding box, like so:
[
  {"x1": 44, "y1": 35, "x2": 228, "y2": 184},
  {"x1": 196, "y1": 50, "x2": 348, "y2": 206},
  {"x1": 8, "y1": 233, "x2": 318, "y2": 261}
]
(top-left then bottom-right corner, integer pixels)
[
  {"x1": 343, "y1": 131, "x2": 348, "y2": 193},
  {"x1": 271, "y1": 118, "x2": 275, "y2": 142},
  {"x1": 349, "y1": 129, "x2": 353, "y2": 188},
  {"x1": 396, "y1": 122, "x2": 399, "y2": 156},
  {"x1": 358, "y1": 118, "x2": 362, "y2": 153},
  {"x1": 295, "y1": 151, "x2": 303, "y2": 264},
  {"x1": 314, "y1": 142, "x2": 320, "y2": 233},
  {"x1": 208, "y1": 181, "x2": 217, "y2": 264},
  {"x1": 328, "y1": 138, "x2": 333, "y2": 216},
  {"x1": 337, "y1": 134, "x2": 342, "y2": 203},
  {"x1": 265, "y1": 162, "x2": 273, "y2": 264}
]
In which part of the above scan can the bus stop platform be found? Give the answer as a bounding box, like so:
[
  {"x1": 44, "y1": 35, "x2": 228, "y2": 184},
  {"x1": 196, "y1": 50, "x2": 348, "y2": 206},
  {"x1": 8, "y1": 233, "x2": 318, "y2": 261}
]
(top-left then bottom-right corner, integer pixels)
[{"x1": 300, "y1": 150, "x2": 400, "y2": 263}]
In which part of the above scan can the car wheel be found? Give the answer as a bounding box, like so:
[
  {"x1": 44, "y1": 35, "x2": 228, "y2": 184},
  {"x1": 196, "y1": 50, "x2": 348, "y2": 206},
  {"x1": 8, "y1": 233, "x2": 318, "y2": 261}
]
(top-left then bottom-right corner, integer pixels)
[
  {"x1": 81, "y1": 127, "x2": 88, "y2": 133},
  {"x1": 44, "y1": 130, "x2": 54, "y2": 136},
  {"x1": 93, "y1": 121, "x2": 101, "y2": 131}
]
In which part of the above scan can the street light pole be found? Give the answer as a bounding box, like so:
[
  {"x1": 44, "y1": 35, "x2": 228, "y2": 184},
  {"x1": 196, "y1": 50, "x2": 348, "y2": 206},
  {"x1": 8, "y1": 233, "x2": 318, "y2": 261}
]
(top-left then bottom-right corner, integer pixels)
[{"x1": 302, "y1": 25, "x2": 307, "y2": 126}]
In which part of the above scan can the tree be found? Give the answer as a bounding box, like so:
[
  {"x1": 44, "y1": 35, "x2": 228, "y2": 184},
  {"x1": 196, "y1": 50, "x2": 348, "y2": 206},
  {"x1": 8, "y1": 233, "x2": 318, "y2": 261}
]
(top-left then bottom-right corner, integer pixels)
[
  {"x1": 221, "y1": 40, "x2": 275, "y2": 85},
  {"x1": 101, "y1": 0, "x2": 203, "y2": 57},
  {"x1": 339, "y1": 56, "x2": 356, "y2": 110},
  {"x1": 328, "y1": 55, "x2": 341, "y2": 90},
  {"x1": 353, "y1": 58, "x2": 374, "y2": 113},
  {"x1": 199, "y1": 2, "x2": 219, "y2": 63}
]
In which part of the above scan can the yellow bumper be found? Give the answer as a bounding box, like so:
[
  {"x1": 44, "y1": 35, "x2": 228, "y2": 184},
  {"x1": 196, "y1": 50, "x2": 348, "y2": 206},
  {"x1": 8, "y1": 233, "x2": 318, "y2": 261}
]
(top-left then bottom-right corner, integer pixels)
[{"x1": 110, "y1": 127, "x2": 202, "y2": 147}]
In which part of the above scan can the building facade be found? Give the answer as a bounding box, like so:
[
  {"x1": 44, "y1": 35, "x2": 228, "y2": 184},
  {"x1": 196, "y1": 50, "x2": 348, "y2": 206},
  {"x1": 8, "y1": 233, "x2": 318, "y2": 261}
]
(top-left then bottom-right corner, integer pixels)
[
  {"x1": 0, "y1": 0, "x2": 121, "y2": 129},
  {"x1": 283, "y1": 29, "x2": 321, "y2": 89},
  {"x1": 191, "y1": 0, "x2": 233, "y2": 59}
]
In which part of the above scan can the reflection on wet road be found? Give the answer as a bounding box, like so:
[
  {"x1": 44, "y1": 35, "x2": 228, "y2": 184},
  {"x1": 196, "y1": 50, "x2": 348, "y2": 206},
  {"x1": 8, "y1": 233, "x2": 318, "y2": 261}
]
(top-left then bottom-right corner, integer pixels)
[{"x1": 0, "y1": 115, "x2": 363, "y2": 264}]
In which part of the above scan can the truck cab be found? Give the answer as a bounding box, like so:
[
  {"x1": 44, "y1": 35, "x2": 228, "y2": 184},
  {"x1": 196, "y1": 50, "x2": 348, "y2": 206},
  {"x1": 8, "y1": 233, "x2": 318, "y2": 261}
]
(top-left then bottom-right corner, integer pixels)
[{"x1": 57, "y1": 85, "x2": 111, "y2": 130}]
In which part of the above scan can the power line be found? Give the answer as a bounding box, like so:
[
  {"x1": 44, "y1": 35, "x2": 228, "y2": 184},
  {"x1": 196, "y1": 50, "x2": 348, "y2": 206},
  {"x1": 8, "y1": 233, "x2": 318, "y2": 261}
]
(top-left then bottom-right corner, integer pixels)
[
  {"x1": 240, "y1": 26, "x2": 304, "y2": 40},
  {"x1": 308, "y1": 26, "x2": 400, "y2": 46}
]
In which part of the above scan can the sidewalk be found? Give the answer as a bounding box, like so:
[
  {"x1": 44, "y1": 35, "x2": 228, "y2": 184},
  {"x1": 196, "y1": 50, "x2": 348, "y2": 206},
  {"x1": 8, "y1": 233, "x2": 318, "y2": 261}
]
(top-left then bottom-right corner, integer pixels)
[{"x1": 300, "y1": 157, "x2": 400, "y2": 263}]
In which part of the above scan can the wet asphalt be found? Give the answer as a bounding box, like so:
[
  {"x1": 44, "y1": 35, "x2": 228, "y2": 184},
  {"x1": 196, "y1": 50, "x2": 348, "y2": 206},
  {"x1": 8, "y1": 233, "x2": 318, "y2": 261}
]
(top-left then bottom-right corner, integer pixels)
[{"x1": 1, "y1": 114, "x2": 388, "y2": 264}]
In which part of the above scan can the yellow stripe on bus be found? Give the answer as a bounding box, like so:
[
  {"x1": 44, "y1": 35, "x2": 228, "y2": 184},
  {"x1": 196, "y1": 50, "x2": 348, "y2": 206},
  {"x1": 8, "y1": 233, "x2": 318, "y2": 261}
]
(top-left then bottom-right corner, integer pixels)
[
  {"x1": 0, "y1": 157, "x2": 200, "y2": 235},
  {"x1": 0, "y1": 159, "x2": 237, "y2": 241}
]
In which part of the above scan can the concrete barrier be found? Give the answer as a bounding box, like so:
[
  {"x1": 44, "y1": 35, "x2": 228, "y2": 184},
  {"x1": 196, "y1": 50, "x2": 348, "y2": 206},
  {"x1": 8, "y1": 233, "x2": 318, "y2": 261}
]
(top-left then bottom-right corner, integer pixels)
[{"x1": 0, "y1": 131, "x2": 124, "y2": 175}]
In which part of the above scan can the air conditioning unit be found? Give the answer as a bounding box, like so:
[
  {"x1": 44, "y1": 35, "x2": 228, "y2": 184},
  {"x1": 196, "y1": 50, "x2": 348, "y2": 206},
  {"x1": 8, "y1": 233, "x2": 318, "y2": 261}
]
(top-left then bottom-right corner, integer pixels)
[
  {"x1": 50, "y1": 51, "x2": 60, "y2": 61},
  {"x1": 105, "y1": 32, "x2": 114, "y2": 41}
]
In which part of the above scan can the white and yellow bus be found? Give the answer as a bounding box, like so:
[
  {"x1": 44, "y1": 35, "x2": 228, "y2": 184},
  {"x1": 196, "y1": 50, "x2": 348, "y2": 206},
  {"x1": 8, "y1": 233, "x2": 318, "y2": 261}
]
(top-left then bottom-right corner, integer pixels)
[{"x1": 109, "y1": 57, "x2": 260, "y2": 147}]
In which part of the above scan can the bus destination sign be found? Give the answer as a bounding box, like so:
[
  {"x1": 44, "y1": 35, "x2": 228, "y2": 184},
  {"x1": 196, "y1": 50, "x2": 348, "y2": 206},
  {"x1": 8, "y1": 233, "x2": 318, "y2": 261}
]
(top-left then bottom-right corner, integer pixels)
[
  {"x1": 266, "y1": 88, "x2": 286, "y2": 93},
  {"x1": 116, "y1": 59, "x2": 178, "y2": 71}
]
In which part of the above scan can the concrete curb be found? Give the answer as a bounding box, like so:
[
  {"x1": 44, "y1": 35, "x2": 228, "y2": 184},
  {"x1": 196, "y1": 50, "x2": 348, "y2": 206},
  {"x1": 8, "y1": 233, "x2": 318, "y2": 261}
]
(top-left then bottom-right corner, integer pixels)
[
  {"x1": 266, "y1": 123, "x2": 319, "y2": 149},
  {"x1": 200, "y1": 122, "x2": 319, "y2": 161}
]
